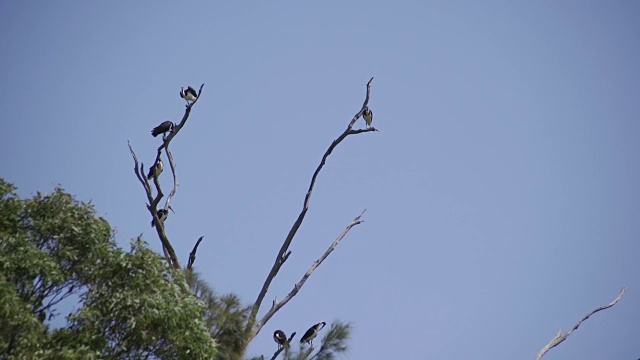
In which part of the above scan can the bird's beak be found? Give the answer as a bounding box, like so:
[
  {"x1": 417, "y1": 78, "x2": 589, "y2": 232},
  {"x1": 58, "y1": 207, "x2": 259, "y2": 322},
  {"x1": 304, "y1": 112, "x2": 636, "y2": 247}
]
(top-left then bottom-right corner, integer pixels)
[{"x1": 168, "y1": 206, "x2": 175, "y2": 214}]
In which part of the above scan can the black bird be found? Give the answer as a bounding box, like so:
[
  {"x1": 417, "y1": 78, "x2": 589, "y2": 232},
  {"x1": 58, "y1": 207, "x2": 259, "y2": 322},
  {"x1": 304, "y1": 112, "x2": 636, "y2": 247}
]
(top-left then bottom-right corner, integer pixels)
[
  {"x1": 151, "y1": 206, "x2": 174, "y2": 227},
  {"x1": 363, "y1": 107, "x2": 373, "y2": 128},
  {"x1": 151, "y1": 121, "x2": 174, "y2": 137},
  {"x1": 273, "y1": 330, "x2": 287, "y2": 350},
  {"x1": 300, "y1": 322, "x2": 326, "y2": 346},
  {"x1": 180, "y1": 86, "x2": 198, "y2": 105},
  {"x1": 147, "y1": 159, "x2": 164, "y2": 180}
]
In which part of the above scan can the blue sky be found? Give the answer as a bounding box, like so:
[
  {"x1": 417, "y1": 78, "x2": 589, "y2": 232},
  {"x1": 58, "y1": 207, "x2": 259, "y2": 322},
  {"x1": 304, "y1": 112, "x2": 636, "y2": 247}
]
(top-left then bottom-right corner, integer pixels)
[{"x1": 1, "y1": 1, "x2": 639, "y2": 359}]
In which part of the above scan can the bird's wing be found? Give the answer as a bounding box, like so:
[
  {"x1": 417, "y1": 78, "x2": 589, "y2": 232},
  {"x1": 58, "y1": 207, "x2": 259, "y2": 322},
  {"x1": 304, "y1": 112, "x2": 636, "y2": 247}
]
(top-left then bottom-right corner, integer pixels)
[{"x1": 300, "y1": 327, "x2": 314, "y2": 342}]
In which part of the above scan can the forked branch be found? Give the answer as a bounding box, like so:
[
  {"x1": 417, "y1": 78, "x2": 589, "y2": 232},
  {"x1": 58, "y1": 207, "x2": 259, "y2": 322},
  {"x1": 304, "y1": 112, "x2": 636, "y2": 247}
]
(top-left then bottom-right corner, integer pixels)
[
  {"x1": 534, "y1": 287, "x2": 627, "y2": 360},
  {"x1": 128, "y1": 141, "x2": 180, "y2": 268},
  {"x1": 253, "y1": 211, "x2": 366, "y2": 337},
  {"x1": 246, "y1": 78, "x2": 376, "y2": 337}
]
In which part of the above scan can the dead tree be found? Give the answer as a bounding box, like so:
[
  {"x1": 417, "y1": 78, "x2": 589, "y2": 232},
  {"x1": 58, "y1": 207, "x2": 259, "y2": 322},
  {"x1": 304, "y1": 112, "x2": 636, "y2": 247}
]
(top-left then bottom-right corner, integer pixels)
[
  {"x1": 244, "y1": 78, "x2": 377, "y2": 344},
  {"x1": 128, "y1": 79, "x2": 377, "y2": 359},
  {"x1": 128, "y1": 83, "x2": 205, "y2": 269},
  {"x1": 535, "y1": 287, "x2": 627, "y2": 360}
]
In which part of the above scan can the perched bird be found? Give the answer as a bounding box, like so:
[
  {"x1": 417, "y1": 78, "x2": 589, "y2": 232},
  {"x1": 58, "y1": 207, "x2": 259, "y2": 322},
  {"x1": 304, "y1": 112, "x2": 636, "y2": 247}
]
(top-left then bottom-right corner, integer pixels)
[
  {"x1": 363, "y1": 107, "x2": 373, "y2": 128},
  {"x1": 147, "y1": 159, "x2": 164, "y2": 180},
  {"x1": 273, "y1": 330, "x2": 287, "y2": 350},
  {"x1": 151, "y1": 121, "x2": 174, "y2": 137},
  {"x1": 180, "y1": 86, "x2": 198, "y2": 105},
  {"x1": 151, "y1": 206, "x2": 174, "y2": 227},
  {"x1": 300, "y1": 322, "x2": 326, "y2": 346}
]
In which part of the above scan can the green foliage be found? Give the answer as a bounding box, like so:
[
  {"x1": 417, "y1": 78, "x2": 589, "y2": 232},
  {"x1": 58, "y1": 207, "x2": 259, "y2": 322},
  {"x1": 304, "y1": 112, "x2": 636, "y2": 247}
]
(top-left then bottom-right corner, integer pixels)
[
  {"x1": 283, "y1": 321, "x2": 351, "y2": 360},
  {"x1": 0, "y1": 179, "x2": 216, "y2": 359},
  {"x1": 186, "y1": 270, "x2": 250, "y2": 360},
  {"x1": 310, "y1": 321, "x2": 350, "y2": 360},
  {"x1": 247, "y1": 321, "x2": 351, "y2": 360},
  {"x1": 0, "y1": 177, "x2": 353, "y2": 360}
]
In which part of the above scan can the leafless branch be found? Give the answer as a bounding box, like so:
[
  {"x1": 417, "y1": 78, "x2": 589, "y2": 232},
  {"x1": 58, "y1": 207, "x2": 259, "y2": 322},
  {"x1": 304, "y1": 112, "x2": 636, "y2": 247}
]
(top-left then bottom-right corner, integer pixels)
[
  {"x1": 127, "y1": 141, "x2": 151, "y2": 195},
  {"x1": 246, "y1": 78, "x2": 377, "y2": 337},
  {"x1": 151, "y1": 175, "x2": 164, "y2": 209},
  {"x1": 269, "y1": 332, "x2": 297, "y2": 360},
  {"x1": 253, "y1": 211, "x2": 365, "y2": 337},
  {"x1": 129, "y1": 141, "x2": 179, "y2": 268},
  {"x1": 127, "y1": 84, "x2": 204, "y2": 270},
  {"x1": 164, "y1": 144, "x2": 179, "y2": 211},
  {"x1": 535, "y1": 287, "x2": 627, "y2": 360},
  {"x1": 187, "y1": 236, "x2": 204, "y2": 270},
  {"x1": 149, "y1": 204, "x2": 180, "y2": 269}
]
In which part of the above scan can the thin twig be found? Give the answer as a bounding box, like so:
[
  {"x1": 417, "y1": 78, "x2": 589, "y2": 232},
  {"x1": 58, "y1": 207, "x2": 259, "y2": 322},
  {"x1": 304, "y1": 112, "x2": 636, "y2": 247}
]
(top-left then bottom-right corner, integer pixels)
[
  {"x1": 245, "y1": 78, "x2": 377, "y2": 337},
  {"x1": 253, "y1": 211, "x2": 366, "y2": 337},
  {"x1": 164, "y1": 144, "x2": 179, "y2": 211},
  {"x1": 535, "y1": 287, "x2": 627, "y2": 360},
  {"x1": 187, "y1": 236, "x2": 204, "y2": 270},
  {"x1": 269, "y1": 332, "x2": 297, "y2": 360},
  {"x1": 127, "y1": 141, "x2": 151, "y2": 195}
]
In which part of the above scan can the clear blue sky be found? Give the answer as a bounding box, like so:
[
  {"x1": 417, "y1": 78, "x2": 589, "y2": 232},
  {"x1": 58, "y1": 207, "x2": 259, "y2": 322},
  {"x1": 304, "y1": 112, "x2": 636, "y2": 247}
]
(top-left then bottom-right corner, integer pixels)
[{"x1": 1, "y1": 1, "x2": 639, "y2": 359}]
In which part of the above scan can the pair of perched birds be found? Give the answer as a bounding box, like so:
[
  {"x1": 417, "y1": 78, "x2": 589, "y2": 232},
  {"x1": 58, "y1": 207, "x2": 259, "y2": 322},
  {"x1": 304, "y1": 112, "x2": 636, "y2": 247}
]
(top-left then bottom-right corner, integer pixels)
[
  {"x1": 150, "y1": 86, "x2": 199, "y2": 139},
  {"x1": 273, "y1": 321, "x2": 326, "y2": 350},
  {"x1": 147, "y1": 86, "x2": 199, "y2": 177}
]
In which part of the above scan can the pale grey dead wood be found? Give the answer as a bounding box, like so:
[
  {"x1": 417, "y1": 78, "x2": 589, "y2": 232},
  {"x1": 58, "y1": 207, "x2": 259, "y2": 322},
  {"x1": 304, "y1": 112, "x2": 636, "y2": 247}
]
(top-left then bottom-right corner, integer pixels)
[
  {"x1": 164, "y1": 144, "x2": 179, "y2": 211},
  {"x1": 534, "y1": 287, "x2": 627, "y2": 360},
  {"x1": 128, "y1": 141, "x2": 179, "y2": 268},
  {"x1": 253, "y1": 210, "x2": 366, "y2": 338},
  {"x1": 126, "y1": 83, "x2": 203, "y2": 270},
  {"x1": 246, "y1": 78, "x2": 377, "y2": 338}
]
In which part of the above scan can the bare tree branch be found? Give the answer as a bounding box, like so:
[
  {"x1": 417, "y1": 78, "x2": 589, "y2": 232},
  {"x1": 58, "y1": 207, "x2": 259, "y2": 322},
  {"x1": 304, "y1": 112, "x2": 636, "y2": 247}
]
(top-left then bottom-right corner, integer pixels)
[
  {"x1": 128, "y1": 142, "x2": 179, "y2": 268},
  {"x1": 127, "y1": 140, "x2": 151, "y2": 196},
  {"x1": 148, "y1": 205, "x2": 180, "y2": 269},
  {"x1": 269, "y1": 332, "x2": 297, "y2": 360},
  {"x1": 246, "y1": 78, "x2": 377, "y2": 337},
  {"x1": 535, "y1": 287, "x2": 627, "y2": 360},
  {"x1": 253, "y1": 211, "x2": 366, "y2": 337},
  {"x1": 187, "y1": 236, "x2": 204, "y2": 270},
  {"x1": 164, "y1": 144, "x2": 179, "y2": 211},
  {"x1": 127, "y1": 84, "x2": 204, "y2": 270}
]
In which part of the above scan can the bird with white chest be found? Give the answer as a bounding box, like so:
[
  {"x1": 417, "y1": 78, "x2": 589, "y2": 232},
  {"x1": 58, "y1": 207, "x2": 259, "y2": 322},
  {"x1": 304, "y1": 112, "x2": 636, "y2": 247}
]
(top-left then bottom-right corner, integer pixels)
[
  {"x1": 273, "y1": 330, "x2": 287, "y2": 350},
  {"x1": 180, "y1": 86, "x2": 198, "y2": 105},
  {"x1": 151, "y1": 206, "x2": 174, "y2": 227},
  {"x1": 147, "y1": 158, "x2": 164, "y2": 180},
  {"x1": 300, "y1": 321, "x2": 326, "y2": 347},
  {"x1": 363, "y1": 107, "x2": 373, "y2": 128}
]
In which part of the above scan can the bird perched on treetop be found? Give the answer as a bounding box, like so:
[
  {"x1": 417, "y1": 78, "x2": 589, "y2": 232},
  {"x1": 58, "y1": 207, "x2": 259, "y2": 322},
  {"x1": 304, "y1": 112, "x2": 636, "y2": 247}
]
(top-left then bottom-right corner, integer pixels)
[
  {"x1": 151, "y1": 121, "x2": 174, "y2": 137},
  {"x1": 180, "y1": 86, "x2": 198, "y2": 105},
  {"x1": 147, "y1": 159, "x2": 164, "y2": 180},
  {"x1": 300, "y1": 322, "x2": 326, "y2": 346},
  {"x1": 151, "y1": 206, "x2": 174, "y2": 227},
  {"x1": 363, "y1": 107, "x2": 373, "y2": 128},
  {"x1": 273, "y1": 330, "x2": 287, "y2": 350}
]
